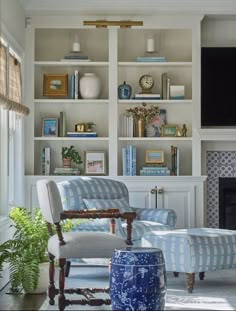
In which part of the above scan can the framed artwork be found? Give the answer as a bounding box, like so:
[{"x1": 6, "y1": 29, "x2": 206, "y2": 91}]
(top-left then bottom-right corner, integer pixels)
[
  {"x1": 146, "y1": 109, "x2": 167, "y2": 137},
  {"x1": 161, "y1": 124, "x2": 178, "y2": 137},
  {"x1": 84, "y1": 151, "x2": 106, "y2": 175},
  {"x1": 42, "y1": 118, "x2": 58, "y2": 137},
  {"x1": 145, "y1": 150, "x2": 164, "y2": 164},
  {"x1": 43, "y1": 74, "x2": 68, "y2": 97}
]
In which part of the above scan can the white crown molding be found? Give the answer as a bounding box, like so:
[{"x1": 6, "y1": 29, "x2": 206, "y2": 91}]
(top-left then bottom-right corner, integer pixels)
[{"x1": 18, "y1": 0, "x2": 236, "y2": 16}]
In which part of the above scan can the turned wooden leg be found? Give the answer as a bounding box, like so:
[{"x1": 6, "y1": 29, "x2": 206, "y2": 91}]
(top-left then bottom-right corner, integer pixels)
[
  {"x1": 173, "y1": 272, "x2": 179, "y2": 277},
  {"x1": 186, "y1": 273, "x2": 195, "y2": 293},
  {"x1": 48, "y1": 253, "x2": 56, "y2": 305},
  {"x1": 65, "y1": 261, "x2": 71, "y2": 277},
  {"x1": 58, "y1": 258, "x2": 66, "y2": 311},
  {"x1": 199, "y1": 272, "x2": 205, "y2": 280}
]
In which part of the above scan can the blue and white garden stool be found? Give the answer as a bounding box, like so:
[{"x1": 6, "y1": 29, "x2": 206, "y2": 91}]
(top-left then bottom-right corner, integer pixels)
[{"x1": 109, "y1": 247, "x2": 166, "y2": 311}]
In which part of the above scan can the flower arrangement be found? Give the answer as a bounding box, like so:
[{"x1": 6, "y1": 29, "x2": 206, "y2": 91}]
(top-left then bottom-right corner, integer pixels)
[{"x1": 126, "y1": 102, "x2": 160, "y2": 121}]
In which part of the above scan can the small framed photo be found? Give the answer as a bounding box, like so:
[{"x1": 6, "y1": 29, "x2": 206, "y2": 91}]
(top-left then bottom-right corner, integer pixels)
[
  {"x1": 42, "y1": 118, "x2": 58, "y2": 137},
  {"x1": 43, "y1": 74, "x2": 68, "y2": 97},
  {"x1": 161, "y1": 124, "x2": 178, "y2": 137},
  {"x1": 146, "y1": 150, "x2": 164, "y2": 164},
  {"x1": 85, "y1": 151, "x2": 106, "y2": 175}
]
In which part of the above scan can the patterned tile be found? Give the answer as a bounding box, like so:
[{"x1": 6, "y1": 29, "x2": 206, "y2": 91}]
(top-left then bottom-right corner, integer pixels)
[{"x1": 207, "y1": 151, "x2": 236, "y2": 228}]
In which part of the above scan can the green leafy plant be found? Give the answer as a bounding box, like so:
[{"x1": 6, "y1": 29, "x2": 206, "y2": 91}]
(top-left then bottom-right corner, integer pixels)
[
  {"x1": 85, "y1": 122, "x2": 95, "y2": 131},
  {"x1": 61, "y1": 145, "x2": 83, "y2": 165},
  {"x1": 0, "y1": 206, "x2": 74, "y2": 293}
]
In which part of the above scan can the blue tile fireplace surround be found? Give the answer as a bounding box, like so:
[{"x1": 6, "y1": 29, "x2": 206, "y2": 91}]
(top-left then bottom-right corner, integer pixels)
[{"x1": 207, "y1": 151, "x2": 236, "y2": 229}]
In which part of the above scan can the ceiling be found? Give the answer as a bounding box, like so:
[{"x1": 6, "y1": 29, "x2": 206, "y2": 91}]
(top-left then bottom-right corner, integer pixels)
[{"x1": 18, "y1": 0, "x2": 236, "y2": 16}]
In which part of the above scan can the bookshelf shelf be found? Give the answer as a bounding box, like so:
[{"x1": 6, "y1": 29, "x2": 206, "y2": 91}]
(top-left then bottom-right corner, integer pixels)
[{"x1": 34, "y1": 137, "x2": 109, "y2": 141}]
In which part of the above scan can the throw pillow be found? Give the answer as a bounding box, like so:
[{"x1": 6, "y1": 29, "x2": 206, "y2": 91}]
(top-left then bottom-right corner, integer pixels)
[{"x1": 83, "y1": 197, "x2": 133, "y2": 213}]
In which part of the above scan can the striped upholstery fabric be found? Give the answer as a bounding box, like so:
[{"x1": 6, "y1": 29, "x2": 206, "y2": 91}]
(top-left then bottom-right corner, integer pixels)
[
  {"x1": 136, "y1": 208, "x2": 177, "y2": 227},
  {"x1": 141, "y1": 228, "x2": 236, "y2": 273},
  {"x1": 56, "y1": 177, "x2": 177, "y2": 246},
  {"x1": 57, "y1": 177, "x2": 129, "y2": 211}
]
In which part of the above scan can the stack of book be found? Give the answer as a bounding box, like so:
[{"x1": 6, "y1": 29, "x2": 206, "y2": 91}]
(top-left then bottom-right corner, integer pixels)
[
  {"x1": 66, "y1": 131, "x2": 97, "y2": 137},
  {"x1": 54, "y1": 167, "x2": 80, "y2": 175},
  {"x1": 69, "y1": 70, "x2": 80, "y2": 99},
  {"x1": 61, "y1": 52, "x2": 91, "y2": 62},
  {"x1": 122, "y1": 145, "x2": 136, "y2": 176},
  {"x1": 133, "y1": 93, "x2": 161, "y2": 100},
  {"x1": 170, "y1": 145, "x2": 180, "y2": 176},
  {"x1": 119, "y1": 114, "x2": 134, "y2": 137},
  {"x1": 140, "y1": 165, "x2": 170, "y2": 176},
  {"x1": 136, "y1": 56, "x2": 166, "y2": 62}
]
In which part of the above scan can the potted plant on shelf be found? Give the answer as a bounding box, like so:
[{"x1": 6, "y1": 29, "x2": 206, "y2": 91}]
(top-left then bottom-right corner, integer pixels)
[
  {"x1": 61, "y1": 145, "x2": 83, "y2": 168},
  {"x1": 85, "y1": 121, "x2": 95, "y2": 132},
  {"x1": 0, "y1": 206, "x2": 74, "y2": 294}
]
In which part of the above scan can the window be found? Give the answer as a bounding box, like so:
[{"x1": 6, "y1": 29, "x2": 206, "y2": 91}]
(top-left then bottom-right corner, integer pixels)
[{"x1": 0, "y1": 33, "x2": 28, "y2": 217}]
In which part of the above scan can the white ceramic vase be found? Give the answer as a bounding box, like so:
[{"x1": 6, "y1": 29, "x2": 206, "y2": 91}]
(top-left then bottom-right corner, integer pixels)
[{"x1": 80, "y1": 73, "x2": 101, "y2": 99}]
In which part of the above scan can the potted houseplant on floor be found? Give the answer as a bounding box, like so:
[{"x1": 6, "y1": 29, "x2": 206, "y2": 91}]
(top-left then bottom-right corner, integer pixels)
[
  {"x1": 61, "y1": 145, "x2": 83, "y2": 168},
  {"x1": 0, "y1": 206, "x2": 73, "y2": 294}
]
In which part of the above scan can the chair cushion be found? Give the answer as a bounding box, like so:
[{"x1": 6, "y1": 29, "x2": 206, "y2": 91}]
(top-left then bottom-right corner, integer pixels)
[
  {"x1": 83, "y1": 198, "x2": 133, "y2": 213},
  {"x1": 48, "y1": 232, "x2": 127, "y2": 259}
]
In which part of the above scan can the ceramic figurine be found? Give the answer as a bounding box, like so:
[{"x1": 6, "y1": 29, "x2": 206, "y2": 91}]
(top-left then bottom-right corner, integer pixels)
[{"x1": 118, "y1": 81, "x2": 132, "y2": 99}]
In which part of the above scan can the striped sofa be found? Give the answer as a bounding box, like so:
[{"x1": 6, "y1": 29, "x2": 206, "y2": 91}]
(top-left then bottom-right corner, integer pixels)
[
  {"x1": 141, "y1": 228, "x2": 236, "y2": 292},
  {"x1": 57, "y1": 177, "x2": 177, "y2": 246}
]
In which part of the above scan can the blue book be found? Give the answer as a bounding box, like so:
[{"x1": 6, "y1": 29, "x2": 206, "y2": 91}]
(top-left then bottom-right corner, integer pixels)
[
  {"x1": 66, "y1": 133, "x2": 97, "y2": 137},
  {"x1": 122, "y1": 147, "x2": 127, "y2": 176},
  {"x1": 70, "y1": 74, "x2": 75, "y2": 99},
  {"x1": 132, "y1": 146, "x2": 137, "y2": 176}
]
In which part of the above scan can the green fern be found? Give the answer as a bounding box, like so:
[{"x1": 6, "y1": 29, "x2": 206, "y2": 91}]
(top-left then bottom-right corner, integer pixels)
[{"x1": 0, "y1": 206, "x2": 75, "y2": 292}]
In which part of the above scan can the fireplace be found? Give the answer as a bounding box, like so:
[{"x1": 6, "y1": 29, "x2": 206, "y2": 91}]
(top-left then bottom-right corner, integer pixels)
[{"x1": 219, "y1": 178, "x2": 236, "y2": 230}]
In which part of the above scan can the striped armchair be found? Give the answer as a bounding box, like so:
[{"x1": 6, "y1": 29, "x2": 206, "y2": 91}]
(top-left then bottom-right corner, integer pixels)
[{"x1": 57, "y1": 177, "x2": 177, "y2": 246}]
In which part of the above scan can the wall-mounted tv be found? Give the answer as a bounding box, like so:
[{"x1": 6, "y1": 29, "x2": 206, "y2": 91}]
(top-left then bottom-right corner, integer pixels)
[{"x1": 201, "y1": 47, "x2": 236, "y2": 127}]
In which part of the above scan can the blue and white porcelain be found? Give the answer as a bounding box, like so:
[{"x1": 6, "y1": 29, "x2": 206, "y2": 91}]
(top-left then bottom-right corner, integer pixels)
[
  {"x1": 109, "y1": 247, "x2": 166, "y2": 311},
  {"x1": 118, "y1": 81, "x2": 132, "y2": 99}
]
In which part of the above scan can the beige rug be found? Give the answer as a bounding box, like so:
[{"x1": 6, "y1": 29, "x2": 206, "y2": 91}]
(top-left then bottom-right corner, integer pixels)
[{"x1": 40, "y1": 266, "x2": 236, "y2": 310}]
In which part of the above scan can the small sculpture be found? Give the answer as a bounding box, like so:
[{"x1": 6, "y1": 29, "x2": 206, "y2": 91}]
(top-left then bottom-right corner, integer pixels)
[{"x1": 182, "y1": 124, "x2": 187, "y2": 137}]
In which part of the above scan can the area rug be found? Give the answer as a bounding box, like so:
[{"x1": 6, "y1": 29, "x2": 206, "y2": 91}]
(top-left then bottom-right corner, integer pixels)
[{"x1": 40, "y1": 266, "x2": 236, "y2": 310}]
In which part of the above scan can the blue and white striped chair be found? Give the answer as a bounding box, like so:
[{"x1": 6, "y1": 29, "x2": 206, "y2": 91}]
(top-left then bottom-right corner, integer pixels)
[{"x1": 57, "y1": 177, "x2": 177, "y2": 247}]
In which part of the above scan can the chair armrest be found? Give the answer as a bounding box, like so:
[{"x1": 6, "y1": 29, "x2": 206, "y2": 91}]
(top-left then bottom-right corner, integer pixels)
[
  {"x1": 136, "y1": 208, "x2": 177, "y2": 228},
  {"x1": 61, "y1": 209, "x2": 136, "y2": 245}
]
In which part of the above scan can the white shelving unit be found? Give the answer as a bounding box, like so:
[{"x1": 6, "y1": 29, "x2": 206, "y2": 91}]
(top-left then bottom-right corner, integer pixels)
[{"x1": 24, "y1": 15, "x2": 207, "y2": 228}]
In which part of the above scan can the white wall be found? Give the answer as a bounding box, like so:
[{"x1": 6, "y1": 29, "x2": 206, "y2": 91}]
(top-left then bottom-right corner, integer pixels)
[{"x1": 0, "y1": 0, "x2": 25, "y2": 50}]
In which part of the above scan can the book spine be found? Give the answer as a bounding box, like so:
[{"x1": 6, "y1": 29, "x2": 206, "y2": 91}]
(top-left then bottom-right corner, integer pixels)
[
  {"x1": 45, "y1": 147, "x2": 50, "y2": 176},
  {"x1": 66, "y1": 134, "x2": 97, "y2": 137},
  {"x1": 42, "y1": 147, "x2": 45, "y2": 175},
  {"x1": 70, "y1": 74, "x2": 75, "y2": 99},
  {"x1": 162, "y1": 72, "x2": 167, "y2": 100},
  {"x1": 171, "y1": 145, "x2": 175, "y2": 176},
  {"x1": 74, "y1": 70, "x2": 79, "y2": 99},
  {"x1": 167, "y1": 78, "x2": 170, "y2": 100},
  {"x1": 122, "y1": 147, "x2": 127, "y2": 176},
  {"x1": 132, "y1": 146, "x2": 137, "y2": 176},
  {"x1": 59, "y1": 111, "x2": 66, "y2": 137}
]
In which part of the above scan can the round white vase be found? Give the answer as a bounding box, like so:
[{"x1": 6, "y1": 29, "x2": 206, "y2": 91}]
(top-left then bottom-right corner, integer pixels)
[{"x1": 80, "y1": 73, "x2": 101, "y2": 99}]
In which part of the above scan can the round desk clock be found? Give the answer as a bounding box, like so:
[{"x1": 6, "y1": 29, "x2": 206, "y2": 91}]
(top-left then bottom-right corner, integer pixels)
[{"x1": 139, "y1": 74, "x2": 154, "y2": 94}]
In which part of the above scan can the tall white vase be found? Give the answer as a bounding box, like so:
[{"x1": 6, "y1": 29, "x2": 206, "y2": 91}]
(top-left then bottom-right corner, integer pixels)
[{"x1": 80, "y1": 73, "x2": 101, "y2": 99}]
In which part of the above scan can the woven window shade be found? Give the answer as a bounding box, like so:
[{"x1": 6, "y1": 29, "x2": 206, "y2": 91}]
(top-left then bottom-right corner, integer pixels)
[{"x1": 0, "y1": 44, "x2": 30, "y2": 116}]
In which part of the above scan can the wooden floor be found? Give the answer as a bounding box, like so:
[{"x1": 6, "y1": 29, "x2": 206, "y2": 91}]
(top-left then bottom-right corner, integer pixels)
[{"x1": 0, "y1": 283, "x2": 46, "y2": 311}]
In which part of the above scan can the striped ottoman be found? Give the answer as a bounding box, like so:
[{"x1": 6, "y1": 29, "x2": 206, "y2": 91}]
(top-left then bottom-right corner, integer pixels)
[{"x1": 141, "y1": 228, "x2": 236, "y2": 293}]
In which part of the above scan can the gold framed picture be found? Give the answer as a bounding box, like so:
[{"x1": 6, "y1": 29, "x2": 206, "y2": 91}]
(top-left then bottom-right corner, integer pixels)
[
  {"x1": 145, "y1": 150, "x2": 164, "y2": 164},
  {"x1": 84, "y1": 151, "x2": 106, "y2": 175},
  {"x1": 43, "y1": 74, "x2": 68, "y2": 97},
  {"x1": 161, "y1": 124, "x2": 178, "y2": 137}
]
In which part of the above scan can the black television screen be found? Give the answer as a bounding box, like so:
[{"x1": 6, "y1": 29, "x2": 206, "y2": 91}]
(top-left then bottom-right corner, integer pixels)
[{"x1": 201, "y1": 47, "x2": 236, "y2": 127}]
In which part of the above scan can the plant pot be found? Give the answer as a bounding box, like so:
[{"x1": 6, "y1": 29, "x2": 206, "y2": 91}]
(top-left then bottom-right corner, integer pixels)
[
  {"x1": 25, "y1": 262, "x2": 49, "y2": 294},
  {"x1": 63, "y1": 158, "x2": 71, "y2": 168}
]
